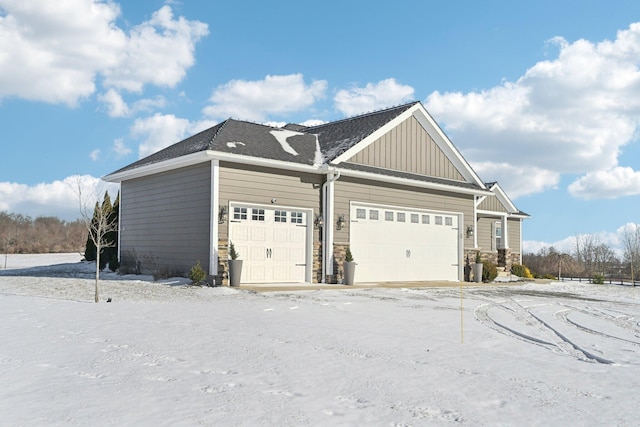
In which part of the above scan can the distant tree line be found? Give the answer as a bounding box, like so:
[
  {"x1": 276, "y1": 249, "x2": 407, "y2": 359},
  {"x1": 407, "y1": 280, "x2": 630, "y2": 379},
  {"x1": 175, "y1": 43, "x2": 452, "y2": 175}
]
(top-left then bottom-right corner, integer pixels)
[
  {"x1": 0, "y1": 211, "x2": 87, "y2": 255},
  {"x1": 524, "y1": 227, "x2": 640, "y2": 282}
]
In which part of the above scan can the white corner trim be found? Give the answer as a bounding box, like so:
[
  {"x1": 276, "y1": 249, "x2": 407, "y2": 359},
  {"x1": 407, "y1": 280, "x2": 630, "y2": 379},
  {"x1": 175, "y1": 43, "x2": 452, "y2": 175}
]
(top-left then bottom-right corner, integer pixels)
[{"x1": 210, "y1": 160, "x2": 219, "y2": 276}]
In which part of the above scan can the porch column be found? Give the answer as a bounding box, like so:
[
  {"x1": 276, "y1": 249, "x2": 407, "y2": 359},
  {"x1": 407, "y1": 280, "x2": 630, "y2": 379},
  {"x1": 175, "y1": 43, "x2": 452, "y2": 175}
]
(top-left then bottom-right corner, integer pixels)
[{"x1": 501, "y1": 215, "x2": 509, "y2": 249}]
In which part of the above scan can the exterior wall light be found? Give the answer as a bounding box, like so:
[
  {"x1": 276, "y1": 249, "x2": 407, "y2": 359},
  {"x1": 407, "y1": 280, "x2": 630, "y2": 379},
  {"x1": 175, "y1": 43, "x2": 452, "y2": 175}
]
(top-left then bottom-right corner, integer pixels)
[
  {"x1": 314, "y1": 214, "x2": 324, "y2": 229},
  {"x1": 466, "y1": 225, "x2": 474, "y2": 238},
  {"x1": 336, "y1": 214, "x2": 346, "y2": 230},
  {"x1": 218, "y1": 206, "x2": 227, "y2": 224}
]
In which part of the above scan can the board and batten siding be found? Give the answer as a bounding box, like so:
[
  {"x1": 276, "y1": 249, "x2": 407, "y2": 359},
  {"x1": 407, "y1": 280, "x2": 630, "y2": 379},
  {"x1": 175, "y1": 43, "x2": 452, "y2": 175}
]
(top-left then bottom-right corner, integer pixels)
[
  {"x1": 333, "y1": 177, "x2": 474, "y2": 248},
  {"x1": 478, "y1": 195, "x2": 508, "y2": 213},
  {"x1": 347, "y1": 115, "x2": 465, "y2": 181},
  {"x1": 218, "y1": 163, "x2": 322, "y2": 240},
  {"x1": 120, "y1": 163, "x2": 212, "y2": 274}
]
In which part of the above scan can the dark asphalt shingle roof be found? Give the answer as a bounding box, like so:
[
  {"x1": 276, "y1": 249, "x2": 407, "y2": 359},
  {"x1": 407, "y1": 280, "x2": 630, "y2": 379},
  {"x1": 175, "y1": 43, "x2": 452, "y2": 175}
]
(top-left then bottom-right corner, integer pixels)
[{"x1": 109, "y1": 102, "x2": 419, "y2": 175}]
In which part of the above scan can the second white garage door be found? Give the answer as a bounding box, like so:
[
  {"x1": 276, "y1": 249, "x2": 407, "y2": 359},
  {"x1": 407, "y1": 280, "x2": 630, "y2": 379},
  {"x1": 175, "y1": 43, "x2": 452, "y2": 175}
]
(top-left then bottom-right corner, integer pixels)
[
  {"x1": 229, "y1": 204, "x2": 309, "y2": 283},
  {"x1": 349, "y1": 203, "x2": 461, "y2": 282}
]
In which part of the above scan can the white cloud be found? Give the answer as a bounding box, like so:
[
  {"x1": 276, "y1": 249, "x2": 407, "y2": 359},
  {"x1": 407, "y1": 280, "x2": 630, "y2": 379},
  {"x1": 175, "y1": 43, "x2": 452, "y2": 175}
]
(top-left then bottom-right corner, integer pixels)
[
  {"x1": 102, "y1": 5, "x2": 208, "y2": 92},
  {"x1": 89, "y1": 149, "x2": 101, "y2": 161},
  {"x1": 334, "y1": 78, "x2": 414, "y2": 116},
  {"x1": 112, "y1": 138, "x2": 132, "y2": 158},
  {"x1": 0, "y1": 1, "x2": 207, "y2": 106},
  {"x1": 202, "y1": 74, "x2": 327, "y2": 122},
  {"x1": 98, "y1": 89, "x2": 130, "y2": 117},
  {"x1": 131, "y1": 113, "x2": 216, "y2": 158},
  {"x1": 472, "y1": 162, "x2": 560, "y2": 199},
  {"x1": 523, "y1": 229, "x2": 623, "y2": 256},
  {"x1": 568, "y1": 166, "x2": 640, "y2": 199},
  {"x1": 425, "y1": 23, "x2": 640, "y2": 199},
  {"x1": 0, "y1": 175, "x2": 119, "y2": 221}
]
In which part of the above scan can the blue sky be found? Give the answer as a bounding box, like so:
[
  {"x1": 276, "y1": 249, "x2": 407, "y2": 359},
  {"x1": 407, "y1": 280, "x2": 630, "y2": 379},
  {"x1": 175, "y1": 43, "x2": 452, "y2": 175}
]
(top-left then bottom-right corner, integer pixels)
[{"x1": 1, "y1": 0, "x2": 640, "y2": 254}]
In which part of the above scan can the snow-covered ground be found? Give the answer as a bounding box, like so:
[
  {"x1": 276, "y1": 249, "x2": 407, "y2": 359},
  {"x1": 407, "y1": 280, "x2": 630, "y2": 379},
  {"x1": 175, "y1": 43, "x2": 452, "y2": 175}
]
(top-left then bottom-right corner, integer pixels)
[{"x1": 1, "y1": 255, "x2": 639, "y2": 426}]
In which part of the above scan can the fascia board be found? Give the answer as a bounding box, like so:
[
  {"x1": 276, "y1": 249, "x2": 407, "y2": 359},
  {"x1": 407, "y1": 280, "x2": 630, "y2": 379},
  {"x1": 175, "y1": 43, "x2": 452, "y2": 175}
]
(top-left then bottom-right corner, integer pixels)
[
  {"x1": 478, "y1": 209, "x2": 529, "y2": 219},
  {"x1": 338, "y1": 167, "x2": 493, "y2": 196},
  {"x1": 103, "y1": 151, "x2": 211, "y2": 182},
  {"x1": 331, "y1": 104, "x2": 419, "y2": 164},
  {"x1": 477, "y1": 209, "x2": 507, "y2": 217},
  {"x1": 411, "y1": 105, "x2": 486, "y2": 189},
  {"x1": 103, "y1": 151, "x2": 320, "y2": 182}
]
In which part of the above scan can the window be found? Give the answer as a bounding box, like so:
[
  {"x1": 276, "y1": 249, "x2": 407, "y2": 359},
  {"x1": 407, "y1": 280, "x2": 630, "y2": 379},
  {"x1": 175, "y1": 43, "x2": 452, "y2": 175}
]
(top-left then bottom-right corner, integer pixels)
[
  {"x1": 252, "y1": 208, "x2": 265, "y2": 221},
  {"x1": 435, "y1": 216, "x2": 443, "y2": 225},
  {"x1": 422, "y1": 214, "x2": 430, "y2": 224},
  {"x1": 445, "y1": 217, "x2": 453, "y2": 226},
  {"x1": 369, "y1": 210, "x2": 379, "y2": 220},
  {"x1": 397, "y1": 212, "x2": 406, "y2": 222},
  {"x1": 291, "y1": 211, "x2": 303, "y2": 224},
  {"x1": 233, "y1": 207, "x2": 247, "y2": 220},
  {"x1": 411, "y1": 214, "x2": 419, "y2": 224},
  {"x1": 356, "y1": 208, "x2": 366, "y2": 219},
  {"x1": 274, "y1": 210, "x2": 287, "y2": 222},
  {"x1": 385, "y1": 211, "x2": 394, "y2": 221}
]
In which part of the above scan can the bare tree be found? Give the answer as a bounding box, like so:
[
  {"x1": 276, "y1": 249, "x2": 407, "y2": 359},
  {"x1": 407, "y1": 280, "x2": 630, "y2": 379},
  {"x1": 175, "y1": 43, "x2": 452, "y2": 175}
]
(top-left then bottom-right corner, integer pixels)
[
  {"x1": 75, "y1": 178, "x2": 119, "y2": 303},
  {"x1": 620, "y1": 224, "x2": 640, "y2": 282},
  {"x1": 575, "y1": 233, "x2": 618, "y2": 277}
]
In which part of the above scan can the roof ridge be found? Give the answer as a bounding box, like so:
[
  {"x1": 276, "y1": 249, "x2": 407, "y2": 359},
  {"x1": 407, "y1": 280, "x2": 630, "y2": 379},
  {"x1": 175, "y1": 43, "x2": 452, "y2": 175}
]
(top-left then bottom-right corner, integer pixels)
[
  {"x1": 304, "y1": 101, "x2": 419, "y2": 130},
  {"x1": 207, "y1": 119, "x2": 230, "y2": 150}
]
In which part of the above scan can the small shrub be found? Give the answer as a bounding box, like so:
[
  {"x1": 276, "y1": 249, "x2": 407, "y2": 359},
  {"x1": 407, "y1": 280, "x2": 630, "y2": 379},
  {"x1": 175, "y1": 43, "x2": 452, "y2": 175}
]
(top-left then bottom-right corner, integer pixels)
[
  {"x1": 511, "y1": 264, "x2": 533, "y2": 279},
  {"x1": 482, "y1": 260, "x2": 498, "y2": 282},
  {"x1": 345, "y1": 247, "x2": 354, "y2": 262},
  {"x1": 229, "y1": 242, "x2": 239, "y2": 260},
  {"x1": 108, "y1": 254, "x2": 120, "y2": 272},
  {"x1": 592, "y1": 273, "x2": 605, "y2": 285},
  {"x1": 542, "y1": 274, "x2": 558, "y2": 280},
  {"x1": 189, "y1": 261, "x2": 207, "y2": 286},
  {"x1": 475, "y1": 251, "x2": 482, "y2": 263}
]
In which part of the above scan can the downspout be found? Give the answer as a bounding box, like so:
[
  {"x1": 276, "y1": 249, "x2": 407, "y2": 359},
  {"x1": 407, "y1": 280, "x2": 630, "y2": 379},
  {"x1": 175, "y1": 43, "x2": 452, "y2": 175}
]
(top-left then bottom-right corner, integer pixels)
[{"x1": 321, "y1": 169, "x2": 341, "y2": 283}]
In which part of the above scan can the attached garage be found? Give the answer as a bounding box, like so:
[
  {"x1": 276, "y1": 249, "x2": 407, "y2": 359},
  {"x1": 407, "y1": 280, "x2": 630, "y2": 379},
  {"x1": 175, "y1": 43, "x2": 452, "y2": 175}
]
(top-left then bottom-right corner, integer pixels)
[
  {"x1": 349, "y1": 202, "x2": 462, "y2": 282},
  {"x1": 228, "y1": 203, "x2": 313, "y2": 283}
]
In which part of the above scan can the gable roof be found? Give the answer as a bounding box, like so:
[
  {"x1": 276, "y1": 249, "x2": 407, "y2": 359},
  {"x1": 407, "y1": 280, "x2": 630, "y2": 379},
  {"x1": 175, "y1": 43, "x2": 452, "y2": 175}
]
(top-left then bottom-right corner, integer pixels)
[{"x1": 104, "y1": 102, "x2": 493, "y2": 197}]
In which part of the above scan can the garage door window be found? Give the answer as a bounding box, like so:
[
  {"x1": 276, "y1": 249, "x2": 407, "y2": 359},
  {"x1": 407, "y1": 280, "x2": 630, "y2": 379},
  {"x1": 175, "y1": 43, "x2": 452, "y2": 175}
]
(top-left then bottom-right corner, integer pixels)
[
  {"x1": 291, "y1": 211, "x2": 303, "y2": 224},
  {"x1": 234, "y1": 207, "x2": 248, "y2": 220},
  {"x1": 369, "y1": 210, "x2": 379, "y2": 220},
  {"x1": 422, "y1": 215, "x2": 430, "y2": 224},
  {"x1": 397, "y1": 213, "x2": 406, "y2": 222},
  {"x1": 252, "y1": 209, "x2": 265, "y2": 221},
  {"x1": 445, "y1": 217, "x2": 453, "y2": 226},
  {"x1": 274, "y1": 210, "x2": 287, "y2": 222},
  {"x1": 356, "y1": 208, "x2": 366, "y2": 219},
  {"x1": 385, "y1": 211, "x2": 394, "y2": 221},
  {"x1": 435, "y1": 216, "x2": 443, "y2": 225},
  {"x1": 411, "y1": 214, "x2": 419, "y2": 224}
]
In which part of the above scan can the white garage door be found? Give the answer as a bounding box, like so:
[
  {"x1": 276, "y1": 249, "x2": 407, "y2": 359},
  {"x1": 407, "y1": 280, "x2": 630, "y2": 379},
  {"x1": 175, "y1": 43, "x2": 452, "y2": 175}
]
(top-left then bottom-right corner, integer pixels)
[
  {"x1": 350, "y1": 203, "x2": 461, "y2": 282},
  {"x1": 229, "y1": 204, "x2": 308, "y2": 283}
]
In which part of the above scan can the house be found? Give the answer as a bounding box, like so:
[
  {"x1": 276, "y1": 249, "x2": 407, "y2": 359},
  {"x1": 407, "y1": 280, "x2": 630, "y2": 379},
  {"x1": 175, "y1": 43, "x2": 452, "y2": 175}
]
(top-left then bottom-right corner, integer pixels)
[{"x1": 104, "y1": 101, "x2": 529, "y2": 284}]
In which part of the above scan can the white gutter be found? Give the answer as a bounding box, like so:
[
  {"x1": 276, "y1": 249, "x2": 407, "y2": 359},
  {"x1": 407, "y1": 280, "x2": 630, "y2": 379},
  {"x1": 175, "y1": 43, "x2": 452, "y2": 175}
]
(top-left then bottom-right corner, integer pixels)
[
  {"x1": 103, "y1": 150, "x2": 321, "y2": 183},
  {"x1": 321, "y1": 169, "x2": 341, "y2": 283}
]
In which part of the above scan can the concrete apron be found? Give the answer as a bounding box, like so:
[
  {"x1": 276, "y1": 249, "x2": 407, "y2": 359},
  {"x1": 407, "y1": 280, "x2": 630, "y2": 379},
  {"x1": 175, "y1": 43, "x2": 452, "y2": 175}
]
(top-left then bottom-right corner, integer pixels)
[{"x1": 235, "y1": 280, "x2": 524, "y2": 293}]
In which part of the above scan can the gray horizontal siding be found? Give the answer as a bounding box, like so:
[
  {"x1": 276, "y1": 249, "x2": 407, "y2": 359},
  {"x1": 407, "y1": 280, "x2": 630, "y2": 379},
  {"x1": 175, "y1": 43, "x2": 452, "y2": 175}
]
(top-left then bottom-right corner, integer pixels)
[
  {"x1": 477, "y1": 218, "x2": 495, "y2": 251},
  {"x1": 120, "y1": 163, "x2": 211, "y2": 275},
  {"x1": 334, "y1": 177, "x2": 474, "y2": 248},
  {"x1": 348, "y1": 115, "x2": 465, "y2": 181},
  {"x1": 218, "y1": 163, "x2": 322, "y2": 241}
]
